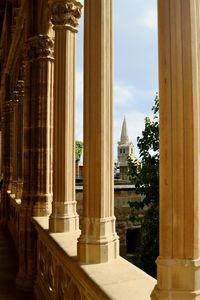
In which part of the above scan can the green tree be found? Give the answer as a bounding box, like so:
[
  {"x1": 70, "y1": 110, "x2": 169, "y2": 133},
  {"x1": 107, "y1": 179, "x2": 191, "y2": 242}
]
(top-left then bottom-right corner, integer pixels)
[
  {"x1": 127, "y1": 94, "x2": 159, "y2": 277},
  {"x1": 75, "y1": 141, "x2": 83, "y2": 161}
]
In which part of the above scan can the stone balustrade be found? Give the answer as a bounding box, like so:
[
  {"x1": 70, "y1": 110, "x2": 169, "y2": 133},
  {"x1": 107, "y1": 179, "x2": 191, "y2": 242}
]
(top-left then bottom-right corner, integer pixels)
[
  {"x1": 5, "y1": 188, "x2": 155, "y2": 299},
  {"x1": 33, "y1": 216, "x2": 155, "y2": 300}
]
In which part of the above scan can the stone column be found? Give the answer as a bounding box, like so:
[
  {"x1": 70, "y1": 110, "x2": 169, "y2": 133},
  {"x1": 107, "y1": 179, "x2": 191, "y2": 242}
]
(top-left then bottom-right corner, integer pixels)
[
  {"x1": 10, "y1": 90, "x2": 19, "y2": 196},
  {"x1": 49, "y1": 0, "x2": 82, "y2": 233},
  {"x1": 15, "y1": 79, "x2": 24, "y2": 199},
  {"x1": 151, "y1": 1, "x2": 200, "y2": 299},
  {"x1": 6, "y1": 98, "x2": 14, "y2": 192},
  {"x1": 22, "y1": 35, "x2": 54, "y2": 216},
  {"x1": 0, "y1": 99, "x2": 13, "y2": 224},
  {"x1": 78, "y1": 0, "x2": 119, "y2": 263},
  {"x1": 16, "y1": 35, "x2": 54, "y2": 289}
]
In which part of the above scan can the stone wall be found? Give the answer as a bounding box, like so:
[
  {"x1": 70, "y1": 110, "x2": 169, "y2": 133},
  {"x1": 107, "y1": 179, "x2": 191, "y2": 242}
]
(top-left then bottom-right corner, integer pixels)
[{"x1": 76, "y1": 185, "x2": 142, "y2": 257}]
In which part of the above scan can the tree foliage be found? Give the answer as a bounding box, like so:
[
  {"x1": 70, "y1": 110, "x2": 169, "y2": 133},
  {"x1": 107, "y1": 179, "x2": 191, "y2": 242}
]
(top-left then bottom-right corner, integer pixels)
[
  {"x1": 75, "y1": 141, "x2": 83, "y2": 161},
  {"x1": 127, "y1": 94, "x2": 159, "y2": 277}
]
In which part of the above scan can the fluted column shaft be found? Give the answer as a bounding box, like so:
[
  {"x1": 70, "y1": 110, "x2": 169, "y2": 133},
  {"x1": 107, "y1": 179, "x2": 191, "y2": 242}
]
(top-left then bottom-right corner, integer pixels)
[
  {"x1": 78, "y1": 0, "x2": 119, "y2": 263},
  {"x1": 49, "y1": 0, "x2": 82, "y2": 233},
  {"x1": 16, "y1": 35, "x2": 54, "y2": 290},
  {"x1": 6, "y1": 100, "x2": 14, "y2": 190},
  {"x1": 152, "y1": 1, "x2": 200, "y2": 299},
  {"x1": 0, "y1": 99, "x2": 13, "y2": 224},
  {"x1": 10, "y1": 90, "x2": 19, "y2": 195},
  {"x1": 16, "y1": 79, "x2": 24, "y2": 182},
  {"x1": 22, "y1": 35, "x2": 54, "y2": 216}
]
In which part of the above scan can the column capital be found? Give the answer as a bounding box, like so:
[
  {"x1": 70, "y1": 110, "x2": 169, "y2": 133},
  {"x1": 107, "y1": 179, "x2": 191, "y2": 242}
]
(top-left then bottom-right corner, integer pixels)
[
  {"x1": 49, "y1": 0, "x2": 82, "y2": 32},
  {"x1": 24, "y1": 35, "x2": 54, "y2": 61}
]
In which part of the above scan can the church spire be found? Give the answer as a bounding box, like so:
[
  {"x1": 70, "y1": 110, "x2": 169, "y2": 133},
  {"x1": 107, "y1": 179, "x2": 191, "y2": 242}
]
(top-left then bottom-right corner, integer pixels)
[{"x1": 120, "y1": 116, "x2": 129, "y2": 144}]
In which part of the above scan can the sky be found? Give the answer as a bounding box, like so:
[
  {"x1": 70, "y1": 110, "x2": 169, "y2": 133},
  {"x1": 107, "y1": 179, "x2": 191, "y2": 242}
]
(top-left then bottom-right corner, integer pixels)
[{"x1": 76, "y1": 0, "x2": 158, "y2": 158}]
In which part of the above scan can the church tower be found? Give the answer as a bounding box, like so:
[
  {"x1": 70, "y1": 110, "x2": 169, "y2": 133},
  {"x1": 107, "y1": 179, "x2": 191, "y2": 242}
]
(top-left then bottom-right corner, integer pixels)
[{"x1": 117, "y1": 117, "x2": 135, "y2": 179}]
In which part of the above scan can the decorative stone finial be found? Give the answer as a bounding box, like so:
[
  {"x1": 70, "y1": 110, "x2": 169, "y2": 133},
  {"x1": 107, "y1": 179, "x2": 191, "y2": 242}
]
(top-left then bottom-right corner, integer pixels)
[{"x1": 50, "y1": 0, "x2": 82, "y2": 31}]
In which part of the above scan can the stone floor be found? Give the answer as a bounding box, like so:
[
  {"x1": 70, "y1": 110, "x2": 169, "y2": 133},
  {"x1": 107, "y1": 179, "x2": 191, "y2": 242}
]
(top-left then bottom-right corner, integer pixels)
[{"x1": 0, "y1": 226, "x2": 34, "y2": 300}]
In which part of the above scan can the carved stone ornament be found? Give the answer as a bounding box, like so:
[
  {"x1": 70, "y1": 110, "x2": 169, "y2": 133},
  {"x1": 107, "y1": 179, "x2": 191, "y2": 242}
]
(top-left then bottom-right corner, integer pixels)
[
  {"x1": 51, "y1": 1, "x2": 82, "y2": 31},
  {"x1": 24, "y1": 35, "x2": 54, "y2": 61}
]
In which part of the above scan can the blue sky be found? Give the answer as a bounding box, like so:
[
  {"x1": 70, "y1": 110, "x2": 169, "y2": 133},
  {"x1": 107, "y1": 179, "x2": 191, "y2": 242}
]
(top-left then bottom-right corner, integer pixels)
[{"x1": 76, "y1": 0, "x2": 158, "y2": 158}]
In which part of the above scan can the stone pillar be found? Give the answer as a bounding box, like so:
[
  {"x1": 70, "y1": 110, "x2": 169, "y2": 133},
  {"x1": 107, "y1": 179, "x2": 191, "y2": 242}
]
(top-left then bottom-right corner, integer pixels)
[
  {"x1": 22, "y1": 35, "x2": 54, "y2": 216},
  {"x1": 151, "y1": 1, "x2": 200, "y2": 299},
  {"x1": 16, "y1": 78, "x2": 24, "y2": 182},
  {"x1": 49, "y1": 0, "x2": 82, "y2": 233},
  {"x1": 78, "y1": 0, "x2": 119, "y2": 263},
  {"x1": 15, "y1": 79, "x2": 24, "y2": 200},
  {"x1": 16, "y1": 35, "x2": 54, "y2": 289},
  {"x1": 6, "y1": 98, "x2": 14, "y2": 192},
  {"x1": 10, "y1": 90, "x2": 19, "y2": 196},
  {"x1": 0, "y1": 99, "x2": 13, "y2": 224}
]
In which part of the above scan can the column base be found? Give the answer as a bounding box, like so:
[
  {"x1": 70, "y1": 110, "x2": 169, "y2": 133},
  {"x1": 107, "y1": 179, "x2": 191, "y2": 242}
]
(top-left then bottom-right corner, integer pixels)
[
  {"x1": 151, "y1": 257, "x2": 200, "y2": 300},
  {"x1": 151, "y1": 286, "x2": 200, "y2": 300},
  {"x1": 22, "y1": 194, "x2": 53, "y2": 217},
  {"x1": 49, "y1": 201, "x2": 79, "y2": 232},
  {"x1": 78, "y1": 217, "x2": 119, "y2": 263},
  {"x1": 49, "y1": 215, "x2": 79, "y2": 232},
  {"x1": 32, "y1": 196, "x2": 52, "y2": 217}
]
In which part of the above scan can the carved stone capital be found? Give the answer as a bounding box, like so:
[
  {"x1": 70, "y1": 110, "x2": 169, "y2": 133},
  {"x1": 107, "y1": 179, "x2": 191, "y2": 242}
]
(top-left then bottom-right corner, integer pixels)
[
  {"x1": 24, "y1": 35, "x2": 54, "y2": 61},
  {"x1": 50, "y1": 1, "x2": 82, "y2": 31}
]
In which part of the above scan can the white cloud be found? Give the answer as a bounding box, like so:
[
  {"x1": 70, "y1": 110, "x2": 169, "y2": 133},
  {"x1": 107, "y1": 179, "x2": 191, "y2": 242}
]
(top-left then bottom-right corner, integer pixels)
[
  {"x1": 140, "y1": 8, "x2": 157, "y2": 30},
  {"x1": 114, "y1": 83, "x2": 134, "y2": 106},
  {"x1": 114, "y1": 81, "x2": 156, "y2": 114}
]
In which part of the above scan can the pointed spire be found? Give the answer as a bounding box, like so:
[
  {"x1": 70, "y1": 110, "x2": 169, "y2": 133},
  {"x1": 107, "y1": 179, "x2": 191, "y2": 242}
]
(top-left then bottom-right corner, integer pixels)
[{"x1": 120, "y1": 116, "x2": 129, "y2": 144}]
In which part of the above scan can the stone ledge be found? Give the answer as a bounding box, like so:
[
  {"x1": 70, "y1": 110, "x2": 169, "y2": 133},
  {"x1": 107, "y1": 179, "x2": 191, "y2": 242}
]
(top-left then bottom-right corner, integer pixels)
[{"x1": 32, "y1": 216, "x2": 156, "y2": 300}]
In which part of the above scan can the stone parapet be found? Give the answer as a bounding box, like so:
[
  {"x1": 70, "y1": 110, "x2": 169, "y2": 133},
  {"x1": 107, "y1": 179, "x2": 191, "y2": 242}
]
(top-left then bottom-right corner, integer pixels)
[{"x1": 33, "y1": 216, "x2": 155, "y2": 300}]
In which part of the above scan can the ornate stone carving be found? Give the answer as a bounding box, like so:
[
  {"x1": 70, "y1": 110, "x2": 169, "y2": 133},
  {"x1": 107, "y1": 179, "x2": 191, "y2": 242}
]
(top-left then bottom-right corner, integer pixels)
[
  {"x1": 50, "y1": 1, "x2": 82, "y2": 31},
  {"x1": 24, "y1": 35, "x2": 54, "y2": 61}
]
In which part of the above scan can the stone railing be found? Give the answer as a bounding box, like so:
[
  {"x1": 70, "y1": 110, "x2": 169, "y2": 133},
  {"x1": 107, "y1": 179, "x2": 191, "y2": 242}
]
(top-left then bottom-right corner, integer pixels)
[
  {"x1": 5, "y1": 182, "x2": 156, "y2": 299},
  {"x1": 33, "y1": 217, "x2": 156, "y2": 300}
]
